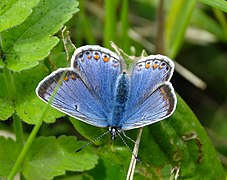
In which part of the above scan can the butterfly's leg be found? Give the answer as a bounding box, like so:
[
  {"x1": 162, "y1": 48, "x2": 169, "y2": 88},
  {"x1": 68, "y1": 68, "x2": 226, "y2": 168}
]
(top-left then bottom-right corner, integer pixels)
[{"x1": 122, "y1": 131, "x2": 136, "y2": 143}]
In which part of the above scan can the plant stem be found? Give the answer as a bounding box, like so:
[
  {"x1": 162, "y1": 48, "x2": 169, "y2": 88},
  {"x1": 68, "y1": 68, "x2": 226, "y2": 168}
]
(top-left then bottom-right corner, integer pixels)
[
  {"x1": 79, "y1": 0, "x2": 96, "y2": 45},
  {"x1": 126, "y1": 128, "x2": 143, "y2": 180},
  {"x1": 156, "y1": 0, "x2": 165, "y2": 54},
  {"x1": 7, "y1": 106, "x2": 48, "y2": 180},
  {"x1": 13, "y1": 114, "x2": 24, "y2": 150},
  {"x1": 120, "y1": 0, "x2": 129, "y2": 53},
  {"x1": 3, "y1": 67, "x2": 16, "y2": 100},
  {"x1": 104, "y1": 0, "x2": 116, "y2": 48}
]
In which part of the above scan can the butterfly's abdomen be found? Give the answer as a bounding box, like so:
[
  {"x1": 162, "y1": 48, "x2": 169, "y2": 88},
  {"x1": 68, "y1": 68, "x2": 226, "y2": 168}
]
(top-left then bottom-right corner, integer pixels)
[{"x1": 110, "y1": 72, "x2": 130, "y2": 128}]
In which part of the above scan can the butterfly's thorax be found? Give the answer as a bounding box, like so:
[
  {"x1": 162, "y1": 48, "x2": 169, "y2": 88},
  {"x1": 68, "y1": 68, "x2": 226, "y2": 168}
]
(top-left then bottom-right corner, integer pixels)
[{"x1": 110, "y1": 72, "x2": 130, "y2": 128}]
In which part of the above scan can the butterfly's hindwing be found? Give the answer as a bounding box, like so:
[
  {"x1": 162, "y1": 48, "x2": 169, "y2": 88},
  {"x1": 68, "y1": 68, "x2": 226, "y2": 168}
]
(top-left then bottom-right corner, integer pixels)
[
  {"x1": 122, "y1": 82, "x2": 176, "y2": 130},
  {"x1": 36, "y1": 68, "x2": 109, "y2": 127}
]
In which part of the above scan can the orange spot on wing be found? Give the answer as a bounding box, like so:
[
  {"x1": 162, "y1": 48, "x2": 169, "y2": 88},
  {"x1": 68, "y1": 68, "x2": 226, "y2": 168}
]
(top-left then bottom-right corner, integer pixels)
[
  {"x1": 94, "y1": 55, "x2": 100, "y2": 60},
  {"x1": 103, "y1": 56, "x2": 110, "y2": 62},
  {"x1": 87, "y1": 55, "x2": 92, "y2": 59},
  {"x1": 152, "y1": 63, "x2": 158, "y2": 69},
  {"x1": 145, "y1": 63, "x2": 150, "y2": 69},
  {"x1": 64, "y1": 76, "x2": 69, "y2": 81}
]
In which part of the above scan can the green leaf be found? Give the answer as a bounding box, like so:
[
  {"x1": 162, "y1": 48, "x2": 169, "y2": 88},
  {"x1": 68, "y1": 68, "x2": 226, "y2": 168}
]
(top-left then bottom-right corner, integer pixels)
[
  {"x1": 137, "y1": 95, "x2": 225, "y2": 179},
  {"x1": 13, "y1": 64, "x2": 49, "y2": 96},
  {"x1": 69, "y1": 117, "x2": 109, "y2": 146},
  {"x1": 0, "y1": 63, "x2": 65, "y2": 123},
  {"x1": 16, "y1": 93, "x2": 64, "y2": 124},
  {"x1": 89, "y1": 156, "x2": 127, "y2": 180},
  {"x1": 0, "y1": 0, "x2": 79, "y2": 72},
  {"x1": 199, "y1": 0, "x2": 227, "y2": 13},
  {"x1": 70, "y1": 95, "x2": 225, "y2": 179},
  {"x1": 22, "y1": 136, "x2": 99, "y2": 180},
  {"x1": 0, "y1": 136, "x2": 18, "y2": 177},
  {"x1": 0, "y1": 98, "x2": 14, "y2": 120},
  {"x1": 0, "y1": 0, "x2": 40, "y2": 32},
  {"x1": 165, "y1": 0, "x2": 196, "y2": 58},
  {"x1": 55, "y1": 173, "x2": 93, "y2": 180}
]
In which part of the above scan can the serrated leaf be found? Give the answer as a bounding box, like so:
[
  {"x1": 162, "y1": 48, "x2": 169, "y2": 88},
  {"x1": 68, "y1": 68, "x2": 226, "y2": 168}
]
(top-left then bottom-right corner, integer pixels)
[
  {"x1": 0, "y1": 0, "x2": 79, "y2": 71},
  {"x1": 0, "y1": 0, "x2": 40, "y2": 32},
  {"x1": 0, "y1": 136, "x2": 18, "y2": 177},
  {"x1": 7, "y1": 37, "x2": 59, "y2": 71},
  {"x1": 22, "y1": 136, "x2": 99, "y2": 180},
  {"x1": 0, "y1": 98, "x2": 14, "y2": 120},
  {"x1": 16, "y1": 93, "x2": 64, "y2": 124}
]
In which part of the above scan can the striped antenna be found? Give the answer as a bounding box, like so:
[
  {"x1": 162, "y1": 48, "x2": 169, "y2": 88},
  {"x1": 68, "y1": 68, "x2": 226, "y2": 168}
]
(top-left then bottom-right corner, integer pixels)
[{"x1": 76, "y1": 130, "x2": 109, "y2": 153}]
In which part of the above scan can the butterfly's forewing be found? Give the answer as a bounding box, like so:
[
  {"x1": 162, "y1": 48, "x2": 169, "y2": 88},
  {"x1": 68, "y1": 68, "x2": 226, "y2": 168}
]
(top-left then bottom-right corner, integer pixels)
[
  {"x1": 122, "y1": 82, "x2": 176, "y2": 130},
  {"x1": 71, "y1": 45, "x2": 122, "y2": 113},
  {"x1": 36, "y1": 68, "x2": 109, "y2": 127},
  {"x1": 122, "y1": 55, "x2": 176, "y2": 130}
]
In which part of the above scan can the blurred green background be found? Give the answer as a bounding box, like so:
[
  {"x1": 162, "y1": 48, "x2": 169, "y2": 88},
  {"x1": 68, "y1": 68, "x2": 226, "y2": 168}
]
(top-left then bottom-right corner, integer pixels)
[{"x1": 1, "y1": 0, "x2": 227, "y2": 179}]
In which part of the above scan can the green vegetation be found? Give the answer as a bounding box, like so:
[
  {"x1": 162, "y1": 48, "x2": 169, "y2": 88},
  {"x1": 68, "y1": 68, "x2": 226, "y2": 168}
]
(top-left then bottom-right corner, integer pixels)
[{"x1": 0, "y1": 0, "x2": 226, "y2": 179}]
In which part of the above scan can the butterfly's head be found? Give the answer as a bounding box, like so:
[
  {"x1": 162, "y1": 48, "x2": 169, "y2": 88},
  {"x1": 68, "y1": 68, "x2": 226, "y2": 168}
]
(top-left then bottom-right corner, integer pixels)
[{"x1": 109, "y1": 127, "x2": 121, "y2": 141}]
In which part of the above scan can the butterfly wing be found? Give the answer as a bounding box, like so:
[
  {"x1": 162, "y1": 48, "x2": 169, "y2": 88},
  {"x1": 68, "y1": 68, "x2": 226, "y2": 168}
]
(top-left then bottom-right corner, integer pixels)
[
  {"x1": 122, "y1": 82, "x2": 176, "y2": 130},
  {"x1": 71, "y1": 45, "x2": 122, "y2": 113},
  {"x1": 122, "y1": 55, "x2": 176, "y2": 130},
  {"x1": 36, "y1": 45, "x2": 123, "y2": 127},
  {"x1": 36, "y1": 68, "x2": 109, "y2": 127},
  {"x1": 127, "y1": 54, "x2": 174, "y2": 108}
]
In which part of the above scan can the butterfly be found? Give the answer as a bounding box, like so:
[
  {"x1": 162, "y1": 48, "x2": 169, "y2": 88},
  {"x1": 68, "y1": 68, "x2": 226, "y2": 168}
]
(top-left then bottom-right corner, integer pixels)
[{"x1": 36, "y1": 45, "x2": 177, "y2": 141}]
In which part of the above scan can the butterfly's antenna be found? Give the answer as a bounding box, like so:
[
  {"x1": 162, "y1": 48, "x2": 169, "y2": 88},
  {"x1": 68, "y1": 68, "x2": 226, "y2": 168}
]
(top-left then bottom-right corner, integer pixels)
[
  {"x1": 117, "y1": 132, "x2": 141, "y2": 163},
  {"x1": 76, "y1": 130, "x2": 110, "y2": 153}
]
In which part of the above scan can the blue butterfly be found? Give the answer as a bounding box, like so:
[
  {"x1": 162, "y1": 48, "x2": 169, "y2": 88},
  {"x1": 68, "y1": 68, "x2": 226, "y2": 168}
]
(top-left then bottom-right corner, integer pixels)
[{"x1": 36, "y1": 45, "x2": 177, "y2": 141}]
